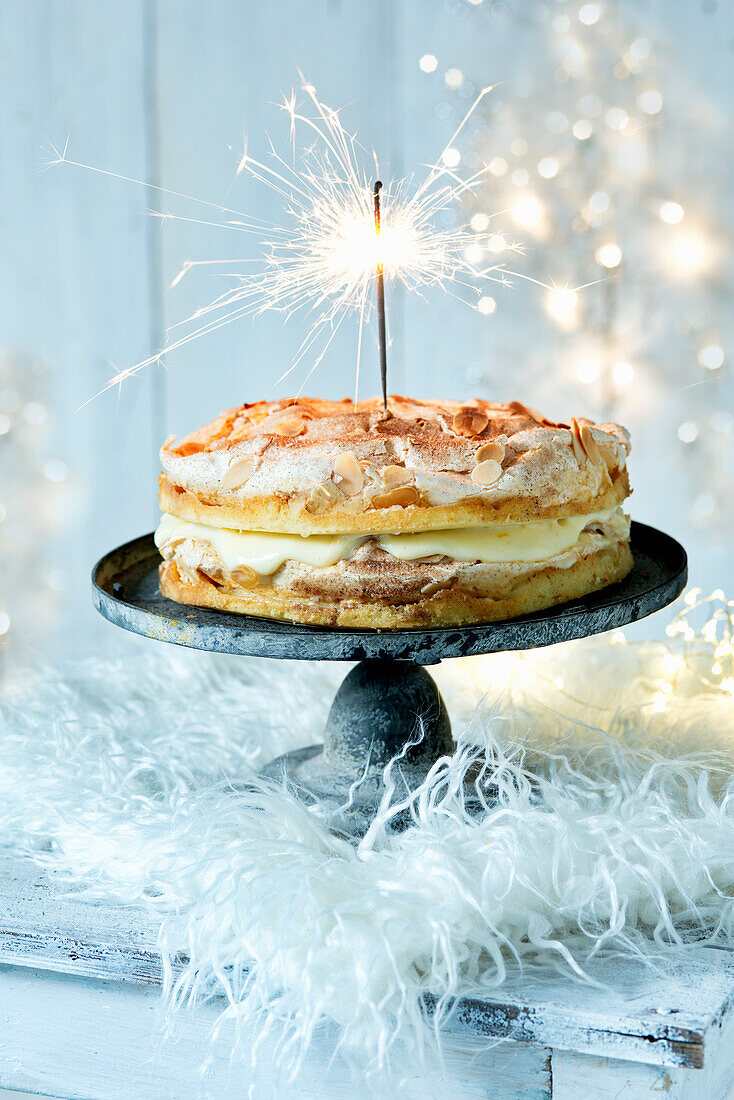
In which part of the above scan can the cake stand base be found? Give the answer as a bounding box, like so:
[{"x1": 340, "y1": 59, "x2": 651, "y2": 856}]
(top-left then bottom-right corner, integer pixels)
[{"x1": 260, "y1": 658, "x2": 465, "y2": 835}]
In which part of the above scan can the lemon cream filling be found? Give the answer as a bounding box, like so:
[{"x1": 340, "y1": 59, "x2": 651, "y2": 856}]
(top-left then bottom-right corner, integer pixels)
[{"x1": 156, "y1": 507, "x2": 626, "y2": 577}]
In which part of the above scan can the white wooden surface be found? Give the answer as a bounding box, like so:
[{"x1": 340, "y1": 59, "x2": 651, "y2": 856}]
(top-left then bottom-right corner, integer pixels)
[
  {"x1": 1, "y1": 847, "x2": 734, "y2": 1098},
  {"x1": 2, "y1": 0, "x2": 734, "y2": 665}
]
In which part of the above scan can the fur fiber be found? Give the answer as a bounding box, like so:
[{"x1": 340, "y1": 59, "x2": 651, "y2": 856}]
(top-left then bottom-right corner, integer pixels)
[{"x1": 1, "y1": 594, "x2": 734, "y2": 1087}]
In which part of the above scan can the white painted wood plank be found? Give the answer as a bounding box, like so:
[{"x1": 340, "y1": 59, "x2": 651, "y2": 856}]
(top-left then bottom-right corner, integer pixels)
[
  {"x1": 0, "y1": 966, "x2": 553, "y2": 1100},
  {"x1": 1, "y1": 847, "x2": 732, "y2": 1072},
  {"x1": 0, "y1": 0, "x2": 160, "y2": 663}
]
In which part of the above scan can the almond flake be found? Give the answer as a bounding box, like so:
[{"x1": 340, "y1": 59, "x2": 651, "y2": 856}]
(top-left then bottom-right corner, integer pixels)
[
  {"x1": 476, "y1": 441, "x2": 505, "y2": 463},
  {"x1": 372, "y1": 486, "x2": 420, "y2": 508},
  {"x1": 580, "y1": 425, "x2": 602, "y2": 465},
  {"x1": 470, "y1": 459, "x2": 502, "y2": 486},
  {"x1": 230, "y1": 565, "x2": 258, "y2": 589},
  {"x1": 598, "y1": 442, "x2": 619, "y2": 474},
  {"x1": 273, "y1": 417, "x2": 307, "y2": 437},
  {"x1": 333, "y1": 451, "x2": 364, "y2": 496},
  {"x1": 453, "y1": 407, "x2": 489, "y2": 438},
  {"x1": 380, "y1": 464, "x2": 413, "y2": 488},
  {"x1": 221, "y1": 457, "x2": 255, "y2": 489},
  {"x1": 570, "y1": 418, "x2": 587, "y2": 467}
]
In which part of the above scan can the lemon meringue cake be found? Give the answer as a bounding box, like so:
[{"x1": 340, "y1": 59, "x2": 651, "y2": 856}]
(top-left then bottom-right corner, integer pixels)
[{"x1": 155, "y1": 396, "x2": 633, "y2": 628}]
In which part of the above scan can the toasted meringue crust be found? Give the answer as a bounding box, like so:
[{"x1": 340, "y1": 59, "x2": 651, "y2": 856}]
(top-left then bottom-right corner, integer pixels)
[
  {"x1": 160, "y1": 396, "x2": 631, "y2": 535},
  {"x1": 159, "y1": 541, "x2": 633, "y2": 629}
]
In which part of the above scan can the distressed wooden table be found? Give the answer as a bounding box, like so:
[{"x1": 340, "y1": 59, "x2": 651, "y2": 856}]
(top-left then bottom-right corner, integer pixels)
[{"x1": 1, "y1": 848, "x2": 733, "y2": 1099}]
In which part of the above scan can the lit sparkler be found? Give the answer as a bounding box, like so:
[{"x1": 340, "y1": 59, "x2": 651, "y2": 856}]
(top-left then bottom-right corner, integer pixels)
[{"x1": 46, "y1": 82, "x2": 543, "y2": 401}]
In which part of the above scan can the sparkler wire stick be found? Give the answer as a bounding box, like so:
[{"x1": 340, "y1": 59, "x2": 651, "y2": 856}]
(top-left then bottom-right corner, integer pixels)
[{"x1": 373, "y1": 180, "x2": 388, "y2": 410}]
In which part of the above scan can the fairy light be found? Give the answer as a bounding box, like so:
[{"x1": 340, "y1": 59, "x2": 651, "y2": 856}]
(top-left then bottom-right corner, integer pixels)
[
  {"x1": 630, "y1": 38, "x2": 651, "y2": 61},
  {"x1": 23, "y1": 402, "x2": 47, "y2": 425},
  {"x1": 419, "y1": 54, "x2": 438, "y2": 73},
  {"x1": 638, "y1": 89, "x2": 663, "y2": 115},
  {"x1": 699, "y1": 344, "x2": 724, "y2": 370},
  {"x1": 605, "y1": 107, "x2": 629, "y2": 131},
  {"x1": 572, "y1": 119, "x2": 593, "y2": 140},
  {"x1": 471, "y1": 212, "x2": 490, "y2": 232},
  {"x1": 477, "y1": 296, "x2": 496, "y2": 315},
  {"x1": 612, "y1": 361, "x2": 634, "y2": 385},
  {"x1": 445, "y1": 68, "x2": 464, "y2": 89},
  {"x1": 667, "y1": 230, "x2": 711, "y2": 278},
  {"x1": 678, "y1": 421, "x2": 698, "y2": 444},
  {"x1": 43, "y1": 459, "x2": 68, "y2": 483},
  {"x1": 694, "y1": 494, "x2": 716, "y2": 518},
  {"x1": 578, "y1": 4, "x2": 600, "y2": 25},
  {"x1": 512, "y1": 194, "x2": 545, "y2": 229},
  {"x1": 589, "y1": 191, "x2": 610, "y2": 214},
  {"x1": 660, "y1": 201, "x2": 684, "y2": 225},
  {"x1": 546, "y1": 111, "x2": 569, "y2": 134},
  {"x1": 537, "y1": 156, "x2": 559, "y2": 179},
  {"x1": 576, "y1": 358, "x2": 601, "y2": 383},
  {"x1": 596, "y1": 243, "x2": 622, "y2": 268},
  {"x1": 488, "y1": 157, "x2": 508, "y2": 176}
]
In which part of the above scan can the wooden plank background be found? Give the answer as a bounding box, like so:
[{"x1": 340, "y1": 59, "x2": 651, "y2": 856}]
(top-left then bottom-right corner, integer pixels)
[{"x1": 1, "y1": 0, "x2": 733, "y2": 663}]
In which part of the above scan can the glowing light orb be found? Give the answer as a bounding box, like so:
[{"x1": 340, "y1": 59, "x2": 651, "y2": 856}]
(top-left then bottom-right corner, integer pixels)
[
  {"x1": 660, "y1": 201, "x2": 684, "y2": 224},
  {"x1": 596, "y1": 243, "x2": 622, "y2": 268}
]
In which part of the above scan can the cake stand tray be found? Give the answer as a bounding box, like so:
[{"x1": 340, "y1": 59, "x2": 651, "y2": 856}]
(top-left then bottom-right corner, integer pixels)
[{"x1": 92, "y1": 521, "x2": 687, "y2": 833}]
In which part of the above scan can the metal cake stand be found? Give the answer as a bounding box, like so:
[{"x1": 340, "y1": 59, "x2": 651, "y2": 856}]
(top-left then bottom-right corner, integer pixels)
[{"x1": 93, "y1": 521, "x2": 687, "y2": 833}]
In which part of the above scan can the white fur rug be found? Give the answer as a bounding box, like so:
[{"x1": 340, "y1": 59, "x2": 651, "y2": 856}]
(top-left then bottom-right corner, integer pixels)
[{"x1": 2, "y1": 591, "x2": 734, "y2": 1085}]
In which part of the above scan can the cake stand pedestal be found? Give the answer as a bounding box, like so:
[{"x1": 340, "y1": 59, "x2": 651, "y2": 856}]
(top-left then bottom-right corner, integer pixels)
[{"x1": 93, "y1": 521, "x2": 687, "y2": 834}]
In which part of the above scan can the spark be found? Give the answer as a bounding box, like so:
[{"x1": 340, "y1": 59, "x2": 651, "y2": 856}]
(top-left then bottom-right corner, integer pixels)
[{"x1": 47, "y1": 82, "x2": 574, "y2": 402}]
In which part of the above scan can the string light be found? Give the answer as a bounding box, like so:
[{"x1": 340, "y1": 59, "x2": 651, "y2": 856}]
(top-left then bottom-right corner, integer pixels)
[
  {"x1": 694, "y1": 495, "x2": 716, "y2": 519},
  {"x1": 43, "y1": 460, "x2": 68, "y2": 483},
  {"x1": 638, "y1": 89, "x2": 663, "y2": 115},
  {"x1": 512, "y1": 194, "x2": 545, "y2": 229},
  {"x1": 572, "y1": 119, "x2": 593, "y2": 140},
  {"x1": 596, "y1": 242, "x2": 622, "y2": 268},
  {"x1": 589, "y1": 191, "x2": 610, "y2": 213},
  {"x1": 605, "y1": 107, "x2": 629, "y2": 130},
  {"x1": 698, "y1": 344, "x2": 724, "y2": 370},
  {"x1": 537, "y1": 156, "x2": 559, "y2": 179},
  {"x1": 578, "y1": 4, "x2": 600, "y2": 26},
  {"x1": 576, "y1": 358, "x2": 601, "y2": 383},
  {"x1": 612, "y1": 361, "x2": 634, "y2": 385},
  {"x1": 629, "y1": 38, "x2": 651, "y2": 60},
  {"x1": 660, "y1": 201, "x2": 684, "y2": 224},
  {"x1": 668, "y1": 230, "x2": 711, "y2": 277}
]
